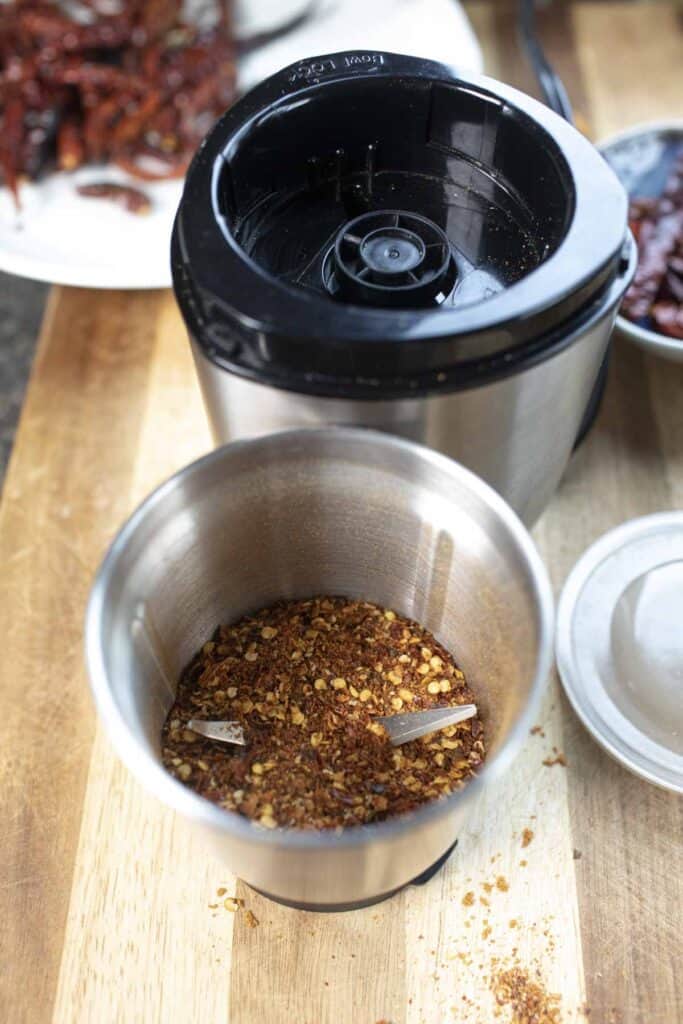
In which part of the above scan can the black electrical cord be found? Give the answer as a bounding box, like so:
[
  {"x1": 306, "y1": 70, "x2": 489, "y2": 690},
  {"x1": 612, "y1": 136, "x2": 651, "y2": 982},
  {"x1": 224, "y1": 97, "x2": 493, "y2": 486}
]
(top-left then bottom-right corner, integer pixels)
[
  {"x1": 518, "y1": 0, "x2": 574, "y2": 123},
  {"x1": 518, "y1": 0, "x2": 613, "y2": 449}
]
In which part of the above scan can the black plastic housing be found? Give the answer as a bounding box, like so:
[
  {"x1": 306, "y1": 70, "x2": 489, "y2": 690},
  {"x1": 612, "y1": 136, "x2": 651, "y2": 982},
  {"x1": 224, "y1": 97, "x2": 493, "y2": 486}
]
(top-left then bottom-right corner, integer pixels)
[{"x1": 172, "y1": 51, "x2": 630, "y2": 399}]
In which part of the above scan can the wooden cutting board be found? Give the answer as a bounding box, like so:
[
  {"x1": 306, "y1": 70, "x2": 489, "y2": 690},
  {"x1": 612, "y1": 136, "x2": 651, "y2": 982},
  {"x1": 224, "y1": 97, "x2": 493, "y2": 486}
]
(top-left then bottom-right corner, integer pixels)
[{"x1": 1, "y1": 5, "x2": 682, "y2": 1022}]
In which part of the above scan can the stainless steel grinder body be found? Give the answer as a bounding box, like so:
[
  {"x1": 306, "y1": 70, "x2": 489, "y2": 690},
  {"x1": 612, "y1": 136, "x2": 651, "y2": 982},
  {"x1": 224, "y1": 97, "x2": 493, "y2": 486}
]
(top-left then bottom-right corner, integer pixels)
[
  {"x1": 172, "y1": 52, "x2": 634, "y2": 525},
  {"x1": 191, "y1": 296, "x2": 620, "y2": 525}
]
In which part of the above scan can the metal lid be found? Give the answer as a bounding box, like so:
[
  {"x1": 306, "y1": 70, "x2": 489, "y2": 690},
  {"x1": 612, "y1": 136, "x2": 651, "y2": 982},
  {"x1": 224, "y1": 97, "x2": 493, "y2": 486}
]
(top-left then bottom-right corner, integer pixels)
[
  {"x1": 172, "y1": 50, "x2": 632, "y2": 399},
  {"x1": 556, "y1": 513, "x2": 683, "y2": 792}
]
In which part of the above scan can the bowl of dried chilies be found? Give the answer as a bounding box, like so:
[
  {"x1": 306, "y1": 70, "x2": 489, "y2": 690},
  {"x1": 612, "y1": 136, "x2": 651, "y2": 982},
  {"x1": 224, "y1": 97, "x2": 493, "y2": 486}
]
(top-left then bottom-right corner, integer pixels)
[{"x1": 600, "y1": 121, "x2": 683, "y2": 360}]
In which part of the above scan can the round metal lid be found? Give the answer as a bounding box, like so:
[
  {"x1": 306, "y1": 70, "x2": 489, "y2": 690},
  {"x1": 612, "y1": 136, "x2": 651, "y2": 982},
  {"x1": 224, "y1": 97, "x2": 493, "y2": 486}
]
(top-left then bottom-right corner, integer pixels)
[{"x1": 556, "y1": 513, "x2": 683, "y2": 792}]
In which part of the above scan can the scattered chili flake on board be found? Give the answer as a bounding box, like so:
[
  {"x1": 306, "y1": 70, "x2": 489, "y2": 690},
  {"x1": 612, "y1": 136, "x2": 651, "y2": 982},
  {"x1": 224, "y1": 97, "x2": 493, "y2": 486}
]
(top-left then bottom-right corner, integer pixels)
[
  {"x1": 521, "y1": 827, "x2": 534, "y2": 848},
  {"x1": 492, "y1": 966, "x2": 562, "y2": 1024},
  {"x1": 542, "y1": 752, "x2": 567, "y2": 767},
  {"x1": 496, "y1": 876, "x2": 509, "y2": 893},
  {"x1": 462, "y1": 891, "x2": 475, "y2": 907},
  {"x1": 243, "y1": 909, "x2": 259, "y2": 929},
  {"x1": 162, "y1": 597, "x2": 486, "y2": 829}
]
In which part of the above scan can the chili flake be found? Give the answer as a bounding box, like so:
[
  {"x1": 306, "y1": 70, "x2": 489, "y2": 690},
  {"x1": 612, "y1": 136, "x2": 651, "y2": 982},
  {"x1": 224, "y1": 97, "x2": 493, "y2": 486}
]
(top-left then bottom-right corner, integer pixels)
[
  {"x1": 161, "y1": 597, "x2": 485, "y2": 829},
  {"x1": 521, "y1": 827, "x2": 534, "y2": 848},
  {"x1": 492, "y1": 967, "x2": 562, "y2": 1024}
]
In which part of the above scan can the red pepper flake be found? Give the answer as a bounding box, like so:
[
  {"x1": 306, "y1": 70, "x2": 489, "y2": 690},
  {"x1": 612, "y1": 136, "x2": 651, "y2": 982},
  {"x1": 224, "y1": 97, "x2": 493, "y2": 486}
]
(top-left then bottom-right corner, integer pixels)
[
  {"x1": 223, "y1": 896, "x2": 243, "y2": 912},
  {"x1": 162, "y1": 597, "x2": 485, "y2": 829},
  {"x1": 530, "y1": 725, "x2": 545, "y2": 736},
  {"x1": 496, "y1": 875, "x2": 509, "y2": 892},
  {"x1": 462, "y1": 891, "x2": 475, "y2": 907},
  {"x1": 492, "y1": 967, "x2": 562, "y2": 1024},
  {"x1": 521, "y1": 827, "x2": 534, "y2": 848},
  {"x1": 542, "y1": 752, "x2": 567, "y2": 767}
]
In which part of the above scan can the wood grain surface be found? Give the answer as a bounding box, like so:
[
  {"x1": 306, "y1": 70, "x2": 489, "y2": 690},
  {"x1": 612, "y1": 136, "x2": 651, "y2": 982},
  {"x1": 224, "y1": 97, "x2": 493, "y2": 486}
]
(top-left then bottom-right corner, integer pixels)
[{"x1": 1, "y1": 5, "x2": 682, "y2": 1023}]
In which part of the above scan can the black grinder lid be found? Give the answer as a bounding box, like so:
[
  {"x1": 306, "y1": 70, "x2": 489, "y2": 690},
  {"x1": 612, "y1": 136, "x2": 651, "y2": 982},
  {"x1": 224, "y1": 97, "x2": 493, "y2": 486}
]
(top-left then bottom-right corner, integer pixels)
[{"x1": 172, "y1": 51, "x2": 630, "y2": 398}]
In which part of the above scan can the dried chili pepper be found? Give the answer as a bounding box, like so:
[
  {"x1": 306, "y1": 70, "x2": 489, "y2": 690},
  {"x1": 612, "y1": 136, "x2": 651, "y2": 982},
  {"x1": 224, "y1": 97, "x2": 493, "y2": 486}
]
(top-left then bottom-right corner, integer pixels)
[
  {"x1": 623, "y1": 152, "x2": 683, "y2": 340},
  {"x1": 0, "y1": 0, "x2": 236, "y2": 204},
  {"x1": 77, "y1": 181, "x2": 151, "y2": 214}
]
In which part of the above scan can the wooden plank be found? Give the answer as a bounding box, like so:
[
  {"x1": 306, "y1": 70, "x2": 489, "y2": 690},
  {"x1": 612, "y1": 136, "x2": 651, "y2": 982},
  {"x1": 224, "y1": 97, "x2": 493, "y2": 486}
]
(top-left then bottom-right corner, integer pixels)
[
  {"x1": 574, "y1": 1, "x2": 683, "y2": 138},
  {"x1": 50, "y1": 294, "x2": 227, "y2": 1024},
  {"x1": 468, "y1": 0, "x2": 592, "y2": 131},
  {"x1": 0, "y1": 287, "x2": 165, "y2": 1023},
  {"x1": 230, "y1": 889, "x2": 407, "y2": 1024},
  {"x1": 404, "y1": 727, "x2": 587, "y2": 1024},
  {"x1": 535, "y1": 347, "x2": 683, "y2": 1024},
  {"x1": 541, "y1": 7, "x2": 683, "y2": 1022},
  {"x1": 1, "y1": 7, "x2": 682, "y2": 1024}
]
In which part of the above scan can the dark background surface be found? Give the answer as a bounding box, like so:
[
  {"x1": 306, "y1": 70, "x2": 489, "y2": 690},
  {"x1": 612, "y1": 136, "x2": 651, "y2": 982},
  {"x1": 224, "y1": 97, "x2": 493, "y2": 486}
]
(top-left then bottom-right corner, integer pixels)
[{"x1": 0, "y1": 274, "x2": 47, "y2": 482}]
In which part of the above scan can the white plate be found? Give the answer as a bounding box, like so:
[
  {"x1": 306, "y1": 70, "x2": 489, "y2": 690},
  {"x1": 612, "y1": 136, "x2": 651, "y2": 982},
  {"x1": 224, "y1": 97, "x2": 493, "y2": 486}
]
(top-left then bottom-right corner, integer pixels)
[
  {"x1": 556, "y1": 513, "x2": 683, "y2": 793},
  {"x1": 0, "y1": 167, "x2": 183, "y2": 290},
  {"x1": 0, "y1": 0, "x2": 482, "y2": 290},
  {"x1": 599, "y1": 120, "x2": 683, "y2": 362}
]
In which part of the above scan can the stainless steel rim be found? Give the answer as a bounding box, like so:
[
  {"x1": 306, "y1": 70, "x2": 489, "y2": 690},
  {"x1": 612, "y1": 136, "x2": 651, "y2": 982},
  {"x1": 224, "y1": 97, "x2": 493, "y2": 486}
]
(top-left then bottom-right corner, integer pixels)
[
  {"x1": 556, "y1": 511, "x2": 683, "y2": 794},
  {"x1": 86, "y1": 427, "x2": 555, "y2": 848}
]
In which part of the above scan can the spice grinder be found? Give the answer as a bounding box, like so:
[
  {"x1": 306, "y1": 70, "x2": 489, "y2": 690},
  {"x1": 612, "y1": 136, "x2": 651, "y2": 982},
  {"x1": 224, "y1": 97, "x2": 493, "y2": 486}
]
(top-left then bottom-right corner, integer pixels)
[
  {"x1": 172, "y1": 51, "x2": 635, "y2": 525},
  {"x1": 86, "y1": 428, "x2": 553, "y2": 909}
]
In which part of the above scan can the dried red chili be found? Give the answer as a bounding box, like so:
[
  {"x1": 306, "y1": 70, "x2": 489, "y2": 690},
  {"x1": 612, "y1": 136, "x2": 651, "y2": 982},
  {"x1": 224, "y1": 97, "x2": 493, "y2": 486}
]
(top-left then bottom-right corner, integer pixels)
[
  {"x1": 161, "y1": 597, "x2": 486, "y2": 830},
  {"x1": 0, "y1": 1, "x2": 236, "y2": 203},
  {"x1": 623, "y1": 152, "x2": 683, "y2": 339},
  {"x1": 77, "y1": 181, "x2": 151, "y2": 214}
]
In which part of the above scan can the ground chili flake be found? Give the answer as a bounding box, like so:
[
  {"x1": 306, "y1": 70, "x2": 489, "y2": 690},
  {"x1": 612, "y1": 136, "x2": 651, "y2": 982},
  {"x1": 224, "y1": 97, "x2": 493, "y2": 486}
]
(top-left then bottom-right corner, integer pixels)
[
  {"x1": 161, "y1": 596, "x2": 485, "y2": 829},
  {"x1": 492, "y1": 967, "x2": 562, "y2": 1024},
  {"x1": 542, "y1": 753, "x2": 567, "y2": 768},
  {"x1": 521, "y1": 827, "x2": 534, "y2": 848}
]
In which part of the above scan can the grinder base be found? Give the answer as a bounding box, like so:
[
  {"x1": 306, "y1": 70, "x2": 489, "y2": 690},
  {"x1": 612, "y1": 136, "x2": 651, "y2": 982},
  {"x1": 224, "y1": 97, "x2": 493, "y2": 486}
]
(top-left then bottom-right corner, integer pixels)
[{"x1": 249, "y1": 839, "x2": 458, "y2": 912}]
